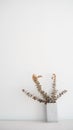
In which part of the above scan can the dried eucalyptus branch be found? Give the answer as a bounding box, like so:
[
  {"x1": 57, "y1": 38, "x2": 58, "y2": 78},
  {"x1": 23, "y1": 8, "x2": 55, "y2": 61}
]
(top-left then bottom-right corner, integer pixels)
[
  {"x1": 32, "y1": 74, "x2": 51, "y2": 102},
  {"x1": 51, "y1": 74, "x2": 57, "y2": 103},
  {"x1": 56, "y1": 90, "x2": 67, "y2": 99},
  {"x1": 22, "y1": 89, "x2": 46, "y2": 104}
]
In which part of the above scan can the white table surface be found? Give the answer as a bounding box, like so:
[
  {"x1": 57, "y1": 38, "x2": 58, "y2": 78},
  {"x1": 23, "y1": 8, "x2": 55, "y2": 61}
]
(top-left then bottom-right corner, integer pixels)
[{"x1": 0, "y1": 120, "x2": 73, "y2": 130}]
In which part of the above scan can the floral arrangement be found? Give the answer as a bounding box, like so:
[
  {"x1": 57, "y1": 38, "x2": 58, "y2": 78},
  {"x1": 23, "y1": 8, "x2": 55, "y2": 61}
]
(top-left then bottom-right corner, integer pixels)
[{"x1": 22, "y1": 73, "x2": 67, "y2": 104}]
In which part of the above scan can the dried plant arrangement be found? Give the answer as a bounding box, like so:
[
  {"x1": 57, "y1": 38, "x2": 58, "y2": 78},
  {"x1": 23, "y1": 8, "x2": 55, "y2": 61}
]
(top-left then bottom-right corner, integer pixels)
[{"x1": 22, "y1": 73, "x2": 67, "y2": 104}]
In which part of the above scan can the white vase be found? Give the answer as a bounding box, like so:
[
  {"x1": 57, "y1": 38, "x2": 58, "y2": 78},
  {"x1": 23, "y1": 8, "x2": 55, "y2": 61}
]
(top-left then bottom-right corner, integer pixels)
[{"x1": 46, "y1": 103, "x2": 58, "y2": 122}]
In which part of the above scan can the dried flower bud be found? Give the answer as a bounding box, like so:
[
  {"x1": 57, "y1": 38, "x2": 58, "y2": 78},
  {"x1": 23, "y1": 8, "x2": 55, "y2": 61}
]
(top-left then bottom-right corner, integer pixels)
[
  {"x1": 22, "y1": 89, "x2": 25, "y2": 92},
  {"x1": 32, "y1": 74, "x2": 37, "y2": 81}
]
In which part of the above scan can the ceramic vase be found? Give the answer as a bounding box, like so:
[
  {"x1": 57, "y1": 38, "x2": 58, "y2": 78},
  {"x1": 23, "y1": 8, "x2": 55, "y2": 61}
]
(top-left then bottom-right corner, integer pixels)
[{"x1": 46, "y1": 103, "x2": 58, "y2": 122}]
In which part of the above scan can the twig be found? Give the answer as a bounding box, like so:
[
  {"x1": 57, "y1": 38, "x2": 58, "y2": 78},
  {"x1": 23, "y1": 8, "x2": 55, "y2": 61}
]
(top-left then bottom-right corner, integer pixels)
[
  {"x1": 51, "y1": 74, "x2": 57, "y2": 103},
  {"x1": 56, "y1": 90, "x2": 67, "y2": 99},
  {"x1": 22, "y1": 89, "x2": 46, "y2": 104},
  {"x1": 32, "y1": 74, "x2": 51, "y2": 102}
]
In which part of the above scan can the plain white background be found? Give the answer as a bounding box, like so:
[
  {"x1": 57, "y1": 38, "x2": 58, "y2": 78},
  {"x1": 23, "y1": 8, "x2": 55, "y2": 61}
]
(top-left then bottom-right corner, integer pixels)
[{"x1": 0, "y1": 0, "x2": 73, "y2": 121}]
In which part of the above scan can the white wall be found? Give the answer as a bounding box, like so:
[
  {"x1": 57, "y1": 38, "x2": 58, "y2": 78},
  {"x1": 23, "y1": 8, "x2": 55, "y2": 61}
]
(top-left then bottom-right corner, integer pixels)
[{"x1": 0, "y1": 0, "x2": 73, "y2": 121}]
